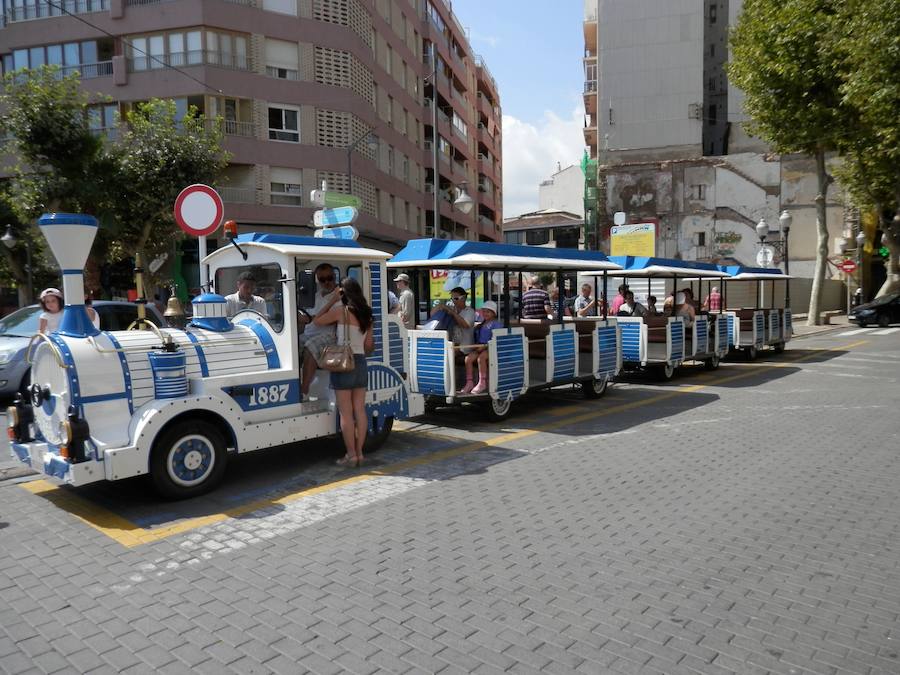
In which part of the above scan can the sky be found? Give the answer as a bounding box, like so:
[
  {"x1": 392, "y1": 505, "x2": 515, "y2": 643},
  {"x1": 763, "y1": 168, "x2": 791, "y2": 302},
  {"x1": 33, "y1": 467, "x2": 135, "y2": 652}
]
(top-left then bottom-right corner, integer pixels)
[{"x1": 448, "y1": 0, "x2": 587, "y2": 218}]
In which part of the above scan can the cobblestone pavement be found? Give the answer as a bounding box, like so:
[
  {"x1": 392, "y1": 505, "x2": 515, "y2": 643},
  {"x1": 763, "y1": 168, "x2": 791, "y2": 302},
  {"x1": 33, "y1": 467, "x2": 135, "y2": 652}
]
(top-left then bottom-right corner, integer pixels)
[{"x1": 2, "y1": 330, "x2": 900, "y2": 674}]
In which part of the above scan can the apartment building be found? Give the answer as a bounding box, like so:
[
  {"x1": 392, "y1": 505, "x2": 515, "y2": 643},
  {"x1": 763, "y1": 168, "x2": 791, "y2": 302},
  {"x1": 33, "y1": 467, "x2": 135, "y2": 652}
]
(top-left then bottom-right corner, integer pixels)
[
  {"x1": 581, "y1": 0, "x2": 846, "y2": 281},
  {"x1": 0, "y1": 0, "x2": 502, "y2": 253}
]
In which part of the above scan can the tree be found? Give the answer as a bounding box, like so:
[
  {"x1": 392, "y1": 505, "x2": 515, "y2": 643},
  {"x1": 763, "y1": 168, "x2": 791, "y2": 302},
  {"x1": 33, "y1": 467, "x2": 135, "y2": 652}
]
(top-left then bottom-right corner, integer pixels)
[
  {"x1": 832, "y1": 0, "x2": 900, "y2": 297},
  {"x1": 1, "y1": 66, "x2": 228, "y2": 296},
  {"x1": 729, "y1": 0, "x2": 847, "y2": 325}
]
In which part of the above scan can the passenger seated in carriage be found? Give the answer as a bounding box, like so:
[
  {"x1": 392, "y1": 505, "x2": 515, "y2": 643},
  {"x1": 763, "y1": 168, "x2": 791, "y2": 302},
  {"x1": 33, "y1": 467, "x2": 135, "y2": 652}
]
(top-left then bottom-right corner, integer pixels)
[{"x1": 458, "y1": 301, "x2": 502, "y2": 395}]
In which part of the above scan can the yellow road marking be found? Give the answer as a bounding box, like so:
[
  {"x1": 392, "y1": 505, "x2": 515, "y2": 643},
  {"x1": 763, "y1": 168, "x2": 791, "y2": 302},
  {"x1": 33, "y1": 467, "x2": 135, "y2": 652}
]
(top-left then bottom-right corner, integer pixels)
[{"x1": 19, "y1": 340, "x2": 867, "y2": 548}]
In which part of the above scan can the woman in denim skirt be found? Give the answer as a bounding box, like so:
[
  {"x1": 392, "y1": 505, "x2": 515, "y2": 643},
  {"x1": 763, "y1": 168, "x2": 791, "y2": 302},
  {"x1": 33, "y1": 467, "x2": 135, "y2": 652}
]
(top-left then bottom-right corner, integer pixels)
[{"x1": 313, "y1": 278, "x2": 375, "y2": 467}]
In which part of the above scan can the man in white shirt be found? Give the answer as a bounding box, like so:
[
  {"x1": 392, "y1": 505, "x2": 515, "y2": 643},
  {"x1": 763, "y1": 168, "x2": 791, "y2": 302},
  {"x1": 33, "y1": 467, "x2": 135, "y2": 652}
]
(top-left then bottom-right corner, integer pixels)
[
  {"x1": 394, "y1": 273, "x2": 416, "y2": 330},
  {"x1": 298, "y1": 263, "x2": 339, "y2": 396},
  {"x1": 225, "y1": 271, "x2": 267, "y2": 317}
]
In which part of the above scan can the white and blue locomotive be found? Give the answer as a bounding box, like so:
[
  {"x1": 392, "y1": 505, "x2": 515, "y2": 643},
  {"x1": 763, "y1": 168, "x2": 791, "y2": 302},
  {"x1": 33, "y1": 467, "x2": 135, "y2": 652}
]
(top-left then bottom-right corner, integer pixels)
[{"x1": 8, "y1": 213, "x2": 422, "y2": 498}]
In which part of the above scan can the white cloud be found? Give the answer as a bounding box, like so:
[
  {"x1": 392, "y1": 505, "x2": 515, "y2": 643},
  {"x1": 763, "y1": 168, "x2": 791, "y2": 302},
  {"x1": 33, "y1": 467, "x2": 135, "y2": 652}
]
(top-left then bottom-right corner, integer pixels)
[{"x1": 501, "y1": 108, "x2": 586, "y2": 218}]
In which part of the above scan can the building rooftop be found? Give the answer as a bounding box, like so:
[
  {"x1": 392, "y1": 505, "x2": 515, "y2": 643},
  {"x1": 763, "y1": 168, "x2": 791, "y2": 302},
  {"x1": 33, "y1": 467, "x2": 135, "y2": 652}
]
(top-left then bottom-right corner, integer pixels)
[{"x1": 502, "y1": 209, "x2": 584, "y2": 231}]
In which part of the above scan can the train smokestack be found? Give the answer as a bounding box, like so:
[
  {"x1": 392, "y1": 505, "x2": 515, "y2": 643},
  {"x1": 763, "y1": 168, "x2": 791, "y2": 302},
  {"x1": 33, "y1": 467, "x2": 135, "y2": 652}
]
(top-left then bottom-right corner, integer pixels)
[{"x1": 38, "y1": 213, "x2": 100, "y2": 337}]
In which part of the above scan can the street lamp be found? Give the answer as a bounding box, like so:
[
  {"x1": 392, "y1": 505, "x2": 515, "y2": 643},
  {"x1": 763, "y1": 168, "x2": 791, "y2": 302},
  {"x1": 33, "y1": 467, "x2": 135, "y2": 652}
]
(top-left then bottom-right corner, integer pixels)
[
  {"x1": 347, "y1": 129, "x2": 379, "y2": 198},
  {"x1": 453, "y1": 181, "x2": 474, "y2": 215},
  {"x1": 755, "y1": 217, "x2": 769, "y2": 243},
  {"x1": 856, "y1": 230, "x2": 866, "y2": 303},
  {"x1": 779, "y1": 210, "x2": 792, "y2": 274},
  {"x1": 2, "y1": 225, "x2": 33, "y2": 304}
]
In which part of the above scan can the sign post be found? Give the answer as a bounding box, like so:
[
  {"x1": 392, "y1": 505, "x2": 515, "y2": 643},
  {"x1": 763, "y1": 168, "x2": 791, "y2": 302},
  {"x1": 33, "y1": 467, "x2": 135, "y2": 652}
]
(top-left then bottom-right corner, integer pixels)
[{"x1": 174, "y1": 184, "x2": 224, "y2": 290}]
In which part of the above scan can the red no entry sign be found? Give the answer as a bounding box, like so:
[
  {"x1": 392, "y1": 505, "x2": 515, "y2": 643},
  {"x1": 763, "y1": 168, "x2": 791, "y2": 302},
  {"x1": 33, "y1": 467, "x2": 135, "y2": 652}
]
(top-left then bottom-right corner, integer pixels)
[
  {"x1": 838, "y1": 259, "x2": 857, "y2": 274},
  {"x1": 174, "y1": 184, "x2": 224, "y2": 237}
]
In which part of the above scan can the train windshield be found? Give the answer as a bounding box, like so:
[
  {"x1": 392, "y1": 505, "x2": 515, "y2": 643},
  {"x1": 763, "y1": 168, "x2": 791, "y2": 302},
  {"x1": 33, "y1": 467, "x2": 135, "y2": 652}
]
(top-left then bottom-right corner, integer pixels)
[{"x1": 214, "y1": 263, "x2": 285, "y2": 331}]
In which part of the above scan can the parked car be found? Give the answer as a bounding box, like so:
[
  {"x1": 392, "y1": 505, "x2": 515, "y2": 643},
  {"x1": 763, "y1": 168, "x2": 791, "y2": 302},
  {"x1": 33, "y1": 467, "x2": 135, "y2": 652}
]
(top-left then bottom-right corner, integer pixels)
[
  {"x1": 848, "y1": 293, "x2": 900, "y2": 328},
  {"x1": 0, "y1": 301, "x2": 164, "y2": 400}
]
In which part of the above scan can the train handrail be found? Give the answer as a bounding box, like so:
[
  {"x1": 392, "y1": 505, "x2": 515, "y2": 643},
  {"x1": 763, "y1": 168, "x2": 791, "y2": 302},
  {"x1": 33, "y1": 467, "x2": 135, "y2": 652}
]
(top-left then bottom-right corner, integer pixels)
[{"x1": 25, "y1": 333, "x2": 66, "y2": 368}]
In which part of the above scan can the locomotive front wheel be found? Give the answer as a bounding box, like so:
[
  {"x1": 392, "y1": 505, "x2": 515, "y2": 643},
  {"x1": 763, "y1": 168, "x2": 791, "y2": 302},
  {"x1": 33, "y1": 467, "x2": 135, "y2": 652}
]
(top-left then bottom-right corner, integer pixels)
[
  {"x1": 658, "y1": 363, "x2": 676, "y2": 381},
  {"x1": 704, "y1": 354, "x2": 720, "y2": 370},
  {"x1": 150, "y1": 420, "x2": 227, "y2": 500},
  {"x1": 364, "y1": 416, "x2": 394, "y2": 453}
]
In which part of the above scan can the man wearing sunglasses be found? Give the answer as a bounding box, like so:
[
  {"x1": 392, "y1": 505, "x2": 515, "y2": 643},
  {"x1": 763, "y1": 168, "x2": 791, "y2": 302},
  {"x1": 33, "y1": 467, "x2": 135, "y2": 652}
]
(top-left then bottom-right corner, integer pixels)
[
  {"x1": 298, "y1": 262, "x2": 339, "y2": 396},
  {"x1": 430, "y1": 286, "x2": 475, "y2": 349}
]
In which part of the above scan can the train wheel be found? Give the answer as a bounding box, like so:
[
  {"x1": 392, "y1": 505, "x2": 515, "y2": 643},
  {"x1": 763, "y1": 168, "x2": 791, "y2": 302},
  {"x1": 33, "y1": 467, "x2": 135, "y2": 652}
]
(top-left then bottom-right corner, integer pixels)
[
  {"x1": 364, "y1": 416, "x2": 394, "y2": 453},
  {"x1": 485, "y1": 396, "x2": 512, "y2": 422},
  {"x1": 582, "y1": 375, "x2": 609, "y2": 399},
  {"x1": 658, "y1": 363, "x2": 676, "y2": 381},
  {"x1": 879, "y1": 314, "x2": 890, "y2": 328},
  {"x1": 704, "y1": 354, "x2": 720, "y2": 370},
  {"x1": 150, "y1": 420, "x2": 227, "y2": 500},
  {"x1": 746, "y1": 346, "x2": 758, "y2": 361},
  {"x1": 773, "y1": 342, "x2": 785, "y2": 354}
]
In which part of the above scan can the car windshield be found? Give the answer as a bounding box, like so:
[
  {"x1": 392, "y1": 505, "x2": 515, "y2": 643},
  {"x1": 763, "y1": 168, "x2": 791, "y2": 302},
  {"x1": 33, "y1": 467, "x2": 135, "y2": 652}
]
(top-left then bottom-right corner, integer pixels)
[{"x1": 0, "y1": 306, "x2": 41, "y2": 337}]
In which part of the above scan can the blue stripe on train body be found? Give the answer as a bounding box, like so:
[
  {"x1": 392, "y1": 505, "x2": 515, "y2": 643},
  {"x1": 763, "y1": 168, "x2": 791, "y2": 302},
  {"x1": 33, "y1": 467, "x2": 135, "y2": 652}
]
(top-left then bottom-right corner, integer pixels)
[
  {"x1": 387, "y1": 321, "x2": 404, "y2": 372},
  {"x1": 755, "y1": 313, "x2": 765, "y2": 346},
  {"x1": 670, "y1": 321, "x2": 684, "y2": 361},
  {"x1": 727, "y1": 314, "x2": 735, "y2": 347},
  {"x1": 237, "y1": 319, "x2": 280, "y2": 369},
  {"x1": 494, "y1": 333, "x2": 525, "y2": 400},
  {"x1": 620, "y1": 322, "x2": 642, "y2": 362},
  {"x1": 414, "y1": 337, "x2": 449, "y2": 395},
  {"x1": 596, "y1": 325, "x2": 617, "y2": 376},
  {"x1": 551, "y1": 329, "x2": 576, "y2": 381},
  {"x1": 695, "y1": 316, "x2": 708, "y2": 354},
  {"x1": 368, "y1": 262, "x2": 384, "y2": 362}
]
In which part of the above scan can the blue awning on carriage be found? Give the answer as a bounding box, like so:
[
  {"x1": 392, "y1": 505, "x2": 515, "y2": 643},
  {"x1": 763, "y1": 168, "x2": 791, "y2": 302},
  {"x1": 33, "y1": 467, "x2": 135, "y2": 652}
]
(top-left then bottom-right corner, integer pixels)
[{"x1": 387, "y1": 239, "x2": 622, "y2": 271}]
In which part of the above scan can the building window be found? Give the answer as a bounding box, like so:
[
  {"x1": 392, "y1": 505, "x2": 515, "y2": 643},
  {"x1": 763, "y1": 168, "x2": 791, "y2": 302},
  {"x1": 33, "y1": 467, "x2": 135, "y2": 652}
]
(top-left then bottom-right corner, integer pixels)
[
  {"x1": 526, "y1": 229, "x2": 549, "y2": 246},
  {"x1": 691, "y1": 184, "x2": 706, "y2": 200},
  {"x1": 709, "y1": 43, "x2": 715, "y2": 58},
  {"x1": 554, "y1": 227, "x2": 580, "y2": 249},
  {"x1": 709, "y1": 3, "x2": 717, "y2": 23},
  {"x1": 270, "y1": 181, "x2": 302, "y2": 205},
  {"x1": 268, "y1": 105, "x2": 300, "y2": 142},
  {"x1": 708, "y1": 104, "x2": 716, "y2": 124},
  {"x1": 504, "y1": 230, "x2": 524, "y2": 245},
  {"x1": 265, "y1": 38, "x2": 299, "y2": 80},
  {"x1": 88, "y1": 103, "x2": 118, "y2": 140}
]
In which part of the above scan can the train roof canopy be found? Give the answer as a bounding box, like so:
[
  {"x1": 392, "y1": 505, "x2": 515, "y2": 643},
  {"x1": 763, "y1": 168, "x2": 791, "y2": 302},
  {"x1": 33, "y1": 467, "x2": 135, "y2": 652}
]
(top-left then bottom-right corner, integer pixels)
[
  {"x1": 718, "y1": 265, "x2": 793, "y2": 280},
  {"x1": 203, "y1": 232, "x2": 392, "y2": 264},
  {"x1": 387, "y1": 239, "x2": 622, "y2": 271},
  {"x1": 584, "y1": 256, "x2": 729, "y2": 278}
]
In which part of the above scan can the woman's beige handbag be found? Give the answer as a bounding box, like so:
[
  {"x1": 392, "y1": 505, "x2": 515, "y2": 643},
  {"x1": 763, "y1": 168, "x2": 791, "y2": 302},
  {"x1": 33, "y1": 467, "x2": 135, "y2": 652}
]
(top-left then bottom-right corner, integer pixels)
[{"x1": 321, "y1": 307, "x2": 355, "y2": 372}]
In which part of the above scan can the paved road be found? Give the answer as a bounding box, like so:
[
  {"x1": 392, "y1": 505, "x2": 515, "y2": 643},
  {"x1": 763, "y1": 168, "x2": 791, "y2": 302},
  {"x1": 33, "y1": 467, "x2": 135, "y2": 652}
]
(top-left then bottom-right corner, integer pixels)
[{"x1": 2, "y1": 329, "x2": 900, "y2": 674}]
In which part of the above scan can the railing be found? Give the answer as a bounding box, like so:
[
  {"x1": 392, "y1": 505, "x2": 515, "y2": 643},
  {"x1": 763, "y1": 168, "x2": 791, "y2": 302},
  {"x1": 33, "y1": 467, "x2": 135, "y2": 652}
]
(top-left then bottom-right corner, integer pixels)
[
  {"x1": 452, "y1": 158, "x2": 466, "y2": 177},
  {"x1": 89, "y1": 126, "x2": 118, "y2": 141},
  {"x1": 219, "y1": 187, "x2": 257, "y2": 204},
  {"x1": 125, "y1": 0, "x2": 175, "y2": 5},
  {"x1": 4, "y1": 0, "x2": 107, "y2": 22},
  {"x1": 128, "y1": 51, "x2": 250, "y2": 72},
  {"x1": 474, "y1": 54, "x2": 497, "y2": 93},
  {"x1": 205, "y1": 119, "x2": 256, "y2": 137},
  {"x1": 58, "y1": 61, "x2": 113, "y2": 79},
  {"x1": 270, "y1": 193, "x2": 302, "y2": 206},
  {"x1": 452, "y1": 123, "x2": 466, "y2": 140},
  {"x1": 479, "y1": 215, "x2": 494, "y2": 230},
  {"x1": 584, "y1": 80, "x2": 597, "y2": 94},
  {"x1": 265, "y1": 66, "x2": 299, "y2": 80},
  {"x1": 452, "y1": 86, "x2": 467, "y2": 107}
]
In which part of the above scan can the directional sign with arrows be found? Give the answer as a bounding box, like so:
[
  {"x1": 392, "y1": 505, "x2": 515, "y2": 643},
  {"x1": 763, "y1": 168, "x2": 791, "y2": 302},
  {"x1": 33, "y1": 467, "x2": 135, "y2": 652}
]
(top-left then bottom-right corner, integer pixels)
[
  {"x1": 309, "y1": 190, "x2": 362, "y2": 209},
  {"x1": 313, "y1": 206, "x2": 359, "y2": 228},
  {"x1": 314, "y1": 225, "x2": 359, "y2": 240}
]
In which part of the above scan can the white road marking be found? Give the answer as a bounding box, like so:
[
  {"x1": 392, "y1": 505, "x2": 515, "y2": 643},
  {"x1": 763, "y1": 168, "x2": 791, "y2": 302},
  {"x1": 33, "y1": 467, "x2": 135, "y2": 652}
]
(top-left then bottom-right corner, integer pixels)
[
  {"x1": 872, "y1": 327, "x2": 899, "y2": 335},
  {"x1": 838, "y1": 329, "x2": 869, "y2": 336}
]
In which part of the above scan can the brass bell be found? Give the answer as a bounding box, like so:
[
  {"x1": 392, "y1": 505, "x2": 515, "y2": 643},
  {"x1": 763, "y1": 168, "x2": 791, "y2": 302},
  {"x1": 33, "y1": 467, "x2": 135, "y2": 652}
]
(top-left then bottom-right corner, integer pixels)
[{"x1": 163, "y1": 294, "x2": 186, "y2": 328}]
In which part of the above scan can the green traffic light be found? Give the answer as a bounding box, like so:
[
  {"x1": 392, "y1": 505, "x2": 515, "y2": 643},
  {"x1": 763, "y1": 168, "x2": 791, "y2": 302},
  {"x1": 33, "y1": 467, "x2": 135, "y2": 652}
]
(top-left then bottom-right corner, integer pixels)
[{"x1": 879, "y1": 245, "x2": 890, "y2": 257}]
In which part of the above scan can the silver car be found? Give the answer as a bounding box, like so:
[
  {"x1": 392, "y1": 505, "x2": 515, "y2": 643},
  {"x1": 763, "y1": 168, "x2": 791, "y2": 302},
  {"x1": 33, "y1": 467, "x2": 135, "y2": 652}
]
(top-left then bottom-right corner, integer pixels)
[{"x1": 0, "y1": 301, "x2": 164, "y2": 400}]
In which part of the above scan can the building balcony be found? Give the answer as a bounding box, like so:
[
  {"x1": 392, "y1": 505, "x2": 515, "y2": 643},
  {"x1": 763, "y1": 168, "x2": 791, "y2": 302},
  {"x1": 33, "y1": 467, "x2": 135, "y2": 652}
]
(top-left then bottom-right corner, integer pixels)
[
  {"x1": 3, "y1": 0, "x2": 107, "y2": 23},
  {"x1": 205, "y1": 119, "x2": 256, "y2": 137},
  {"x1": 584, "y1": 80, "x2": 597, "y2": 94},
  {"x1": 63, "y1": 61, "x2": 113, "y2": 78},
  {"x1": 127, "y1": 51, "x2": 250, "y2": 72}
]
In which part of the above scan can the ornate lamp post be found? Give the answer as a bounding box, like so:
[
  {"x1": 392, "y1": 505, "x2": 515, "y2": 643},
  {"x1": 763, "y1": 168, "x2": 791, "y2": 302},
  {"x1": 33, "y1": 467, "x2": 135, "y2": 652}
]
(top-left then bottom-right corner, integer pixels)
[{"x1": 1, "y1": 225, "x2": 33, "y2": 305}]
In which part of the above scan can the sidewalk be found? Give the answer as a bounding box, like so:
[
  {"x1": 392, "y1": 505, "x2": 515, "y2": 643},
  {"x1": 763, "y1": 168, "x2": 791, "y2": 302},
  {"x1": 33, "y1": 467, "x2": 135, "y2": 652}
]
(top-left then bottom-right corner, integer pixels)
[{"x1": 791, "y1": 311, "x2": 850, "y2": 338}]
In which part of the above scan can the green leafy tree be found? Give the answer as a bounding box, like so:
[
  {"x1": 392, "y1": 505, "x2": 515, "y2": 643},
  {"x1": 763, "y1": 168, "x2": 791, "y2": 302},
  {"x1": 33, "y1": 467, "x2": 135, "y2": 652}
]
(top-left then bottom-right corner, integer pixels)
[
  {"x1": 1, "y1": 66, "x2": 228, "y2": 297},
  {"x1": 729, "y1": 0, "x2": 846, "y2": 325},
  {"x1": 833, "y1": 0, "x2": 900, "y2": 297}
]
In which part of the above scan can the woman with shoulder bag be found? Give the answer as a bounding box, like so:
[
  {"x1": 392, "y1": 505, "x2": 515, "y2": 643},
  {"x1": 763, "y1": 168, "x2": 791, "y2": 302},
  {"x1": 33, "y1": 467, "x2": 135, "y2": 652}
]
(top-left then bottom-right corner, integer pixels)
[{"x1": 313, "y1": 277, "x2": 375, "y2": 467}]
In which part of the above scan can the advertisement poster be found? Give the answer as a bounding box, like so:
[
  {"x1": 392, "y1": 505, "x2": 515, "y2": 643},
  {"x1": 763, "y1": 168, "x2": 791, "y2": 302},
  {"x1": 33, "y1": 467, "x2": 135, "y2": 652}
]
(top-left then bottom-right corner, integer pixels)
[
  {"x1": 429, "y1": 270, "x2": 486, "y2": 308},
  {"x1": 610, "y1": 222, "x2": 657, "y2": 257}
]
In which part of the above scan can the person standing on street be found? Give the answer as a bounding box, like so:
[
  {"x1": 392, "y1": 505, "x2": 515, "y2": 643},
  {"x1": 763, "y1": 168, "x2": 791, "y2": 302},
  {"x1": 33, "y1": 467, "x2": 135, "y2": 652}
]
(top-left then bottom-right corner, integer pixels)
[{"x1": 394, "y1": 273, "x2": 416, "y2": 330}]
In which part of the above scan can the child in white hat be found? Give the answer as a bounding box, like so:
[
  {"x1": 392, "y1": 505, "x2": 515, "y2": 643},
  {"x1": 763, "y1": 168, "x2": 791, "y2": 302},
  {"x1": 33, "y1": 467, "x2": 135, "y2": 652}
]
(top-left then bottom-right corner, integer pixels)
[
  {"x1": 38, "y1": 288, "x2": 64, "y2": 334},
  {"x1": 459, "y1": 301, "x2": 502, "y2": 395}
]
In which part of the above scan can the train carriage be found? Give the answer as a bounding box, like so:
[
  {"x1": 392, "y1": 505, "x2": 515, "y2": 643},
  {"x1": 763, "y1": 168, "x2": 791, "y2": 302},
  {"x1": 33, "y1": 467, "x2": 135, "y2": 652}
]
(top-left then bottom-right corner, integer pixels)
[
  {"x1": 8, "y1": 214, "x2": 422, "y2": 498},
  {"x1": 387, "y1": 239, "x2": 623, "y2": 421},
  {"x1": 585, "y1": 256, "x2": 730, "y2": 381},
  {"x1": 718, "y1": 265, "x2": 792, "y2": 358}
]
